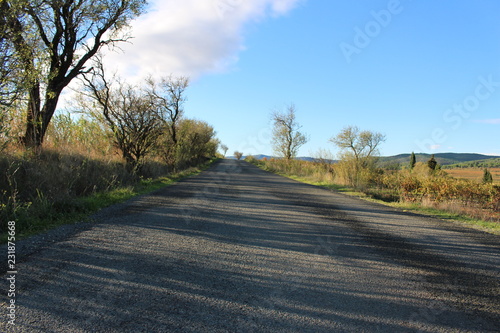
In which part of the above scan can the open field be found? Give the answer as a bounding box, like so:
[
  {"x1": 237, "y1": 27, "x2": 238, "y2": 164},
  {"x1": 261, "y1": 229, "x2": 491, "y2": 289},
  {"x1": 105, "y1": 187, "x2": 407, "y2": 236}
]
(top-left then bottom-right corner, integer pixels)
[{"x1": 444, "y1": 168, "x2": 500, "y2": 184}]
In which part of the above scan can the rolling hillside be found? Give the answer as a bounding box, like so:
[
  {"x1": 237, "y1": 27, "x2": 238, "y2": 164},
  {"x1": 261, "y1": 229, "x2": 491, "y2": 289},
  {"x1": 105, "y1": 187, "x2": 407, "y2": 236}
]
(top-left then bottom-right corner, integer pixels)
[
  {"x1": 444, "y1": 158, "x2": 500, "y2": 168},
  {"x1": 379, "y1": 153, "x2": 500, "y2": 167}
]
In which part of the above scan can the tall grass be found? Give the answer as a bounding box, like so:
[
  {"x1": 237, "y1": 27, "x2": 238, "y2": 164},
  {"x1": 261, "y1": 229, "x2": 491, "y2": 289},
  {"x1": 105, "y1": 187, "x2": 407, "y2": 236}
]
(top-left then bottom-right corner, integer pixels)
[
  {"x1": 0, "y1": 111, "x2": 216, "y2": 242},
  {"x1": 0, "y1": 147, "x2": 174, "y2": 239}
]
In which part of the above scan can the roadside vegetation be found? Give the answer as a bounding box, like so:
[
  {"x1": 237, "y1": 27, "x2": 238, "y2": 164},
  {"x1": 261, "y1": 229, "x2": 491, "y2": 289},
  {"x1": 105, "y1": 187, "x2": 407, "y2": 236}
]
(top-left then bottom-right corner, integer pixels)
[
  {"x1": 0, "y1": 157, "x2": 215, "y2": 243},
  {"x1": 0, "y1": 1, "x2": 221, "y2": 242},
  {"x1": 245, "y1": 119, "x2": 500, "y2": 234},
  {"x1": 247, "y1": 156, "x2": 500, "y2": 234},
  {"x1": 0, "y1": 106, "x2": 220, "y2": 242}
]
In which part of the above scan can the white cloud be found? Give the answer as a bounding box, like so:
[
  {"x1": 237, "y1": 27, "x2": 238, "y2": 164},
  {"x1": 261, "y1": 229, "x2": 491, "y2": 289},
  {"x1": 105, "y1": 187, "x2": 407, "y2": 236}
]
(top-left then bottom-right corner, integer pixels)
[
  {"x1": 102, "y1": 0, "x2": 303, "y2": 81},
  {"x1": 430, "y1": 144, "x2": 441, "y2": 150}
]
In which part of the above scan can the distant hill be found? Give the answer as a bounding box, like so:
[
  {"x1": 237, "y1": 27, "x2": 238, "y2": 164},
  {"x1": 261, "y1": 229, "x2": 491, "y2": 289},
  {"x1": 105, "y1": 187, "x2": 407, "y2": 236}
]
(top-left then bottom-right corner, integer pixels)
[
  {"x1": 379, "y1": 153, "x2": 500, "y2": 167},
  {"x1": 227, "y1": 154, "x2": 271, "y2": 160},
  {"x1": 444, "y1": 158, "x2": 500, "y2": 169},
  {"x1": 228, "y1": 155, "x2": 335, "y2": 162},
  {"x1": 229, "y1": 153, "x2": 500, "y2": 168},
  {"x1": 296, "y1": 156, "x2": 318, "y2": 162}
]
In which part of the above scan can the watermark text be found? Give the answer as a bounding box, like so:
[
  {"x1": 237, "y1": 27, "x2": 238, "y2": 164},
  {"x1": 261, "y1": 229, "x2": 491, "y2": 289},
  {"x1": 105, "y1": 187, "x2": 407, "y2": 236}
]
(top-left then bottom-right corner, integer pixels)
[{"x1": 6, "y1": 220, "x2": 17, "y2": 326}]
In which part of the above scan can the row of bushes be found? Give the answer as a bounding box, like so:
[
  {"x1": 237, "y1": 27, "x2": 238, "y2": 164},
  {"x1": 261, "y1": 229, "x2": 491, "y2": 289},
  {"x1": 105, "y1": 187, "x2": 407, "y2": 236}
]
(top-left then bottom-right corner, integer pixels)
[
  {"x1": 381, "y1": 169, "x2": 500, "y2": 211},
  {"x1": 0, "y1": 109, "x2": 219, "y2": 237}
]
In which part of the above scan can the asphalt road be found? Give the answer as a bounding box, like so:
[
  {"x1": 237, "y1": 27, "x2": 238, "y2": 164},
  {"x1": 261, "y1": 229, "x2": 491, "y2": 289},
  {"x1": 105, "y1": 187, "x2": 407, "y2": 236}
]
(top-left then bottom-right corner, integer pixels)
[{"x1": 1, "y1": 159, "x2": 499, "y2": 332}]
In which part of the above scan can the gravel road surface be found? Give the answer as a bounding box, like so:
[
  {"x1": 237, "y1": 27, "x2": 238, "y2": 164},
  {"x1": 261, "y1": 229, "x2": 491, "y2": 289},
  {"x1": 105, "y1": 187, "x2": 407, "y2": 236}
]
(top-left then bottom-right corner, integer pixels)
[{"x1": 1, "y1": 159, "x2": 499, "y2": 332}]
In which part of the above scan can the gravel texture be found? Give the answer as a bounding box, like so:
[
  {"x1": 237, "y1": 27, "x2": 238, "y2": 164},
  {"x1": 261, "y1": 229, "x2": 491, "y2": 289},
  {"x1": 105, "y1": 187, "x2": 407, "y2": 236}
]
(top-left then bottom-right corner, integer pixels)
[{"x1": 1, "y1": 159, "x2": 499, "y2": 332}]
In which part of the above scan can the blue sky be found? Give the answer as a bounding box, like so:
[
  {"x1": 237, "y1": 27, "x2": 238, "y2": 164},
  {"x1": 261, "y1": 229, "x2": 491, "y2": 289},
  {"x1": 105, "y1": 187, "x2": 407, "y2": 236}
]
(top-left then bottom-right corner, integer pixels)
[{"x1": 101, "y1": 0, "x2": 500, "y2": 157}]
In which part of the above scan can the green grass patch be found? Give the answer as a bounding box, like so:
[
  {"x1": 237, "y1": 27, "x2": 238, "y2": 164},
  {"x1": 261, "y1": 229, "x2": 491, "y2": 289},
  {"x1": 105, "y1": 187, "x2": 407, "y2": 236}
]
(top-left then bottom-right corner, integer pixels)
[{"x1": 0, "y1": 159, "x2": 217, "y2": 243}]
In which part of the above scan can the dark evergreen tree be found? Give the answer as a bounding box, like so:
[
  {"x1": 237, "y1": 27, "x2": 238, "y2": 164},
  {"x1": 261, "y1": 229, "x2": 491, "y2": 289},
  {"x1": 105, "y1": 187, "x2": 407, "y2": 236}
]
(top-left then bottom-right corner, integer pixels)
[
  {"x1": 409, "y1": 152, "x2": 416, "y2": 170},
  {"x1": 427, "y1": 154, "x2": 437, "y2": 171},
  {"x1": 483, "y1": 168, "x2": 493, "y2": 184}
]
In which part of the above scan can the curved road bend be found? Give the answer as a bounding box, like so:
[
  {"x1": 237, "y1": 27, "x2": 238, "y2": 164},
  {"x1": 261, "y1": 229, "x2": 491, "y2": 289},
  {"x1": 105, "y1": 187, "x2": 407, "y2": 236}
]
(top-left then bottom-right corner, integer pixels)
[{"x1": 1, "y1": 159, "x2": 499, "y2": 332}]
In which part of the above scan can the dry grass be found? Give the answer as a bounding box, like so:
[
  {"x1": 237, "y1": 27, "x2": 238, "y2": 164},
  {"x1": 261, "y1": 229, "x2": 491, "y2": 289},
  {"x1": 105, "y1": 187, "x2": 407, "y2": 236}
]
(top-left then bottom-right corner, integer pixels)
[
  {"x1": 419, "y1": 197, "x2": 500, "y2": 223},
  {"x1": 1, "y1": 103, "x2": 221, "y2": 242},
  {"x1": 247, "y1": 157, "x2": 500, "y2": 233},
  {"x1": 1, "y1": 124, "x2": 162, "y2": 237},
  {"x1": 444, "y1": 168, "x2": 500, "y2": 184}
]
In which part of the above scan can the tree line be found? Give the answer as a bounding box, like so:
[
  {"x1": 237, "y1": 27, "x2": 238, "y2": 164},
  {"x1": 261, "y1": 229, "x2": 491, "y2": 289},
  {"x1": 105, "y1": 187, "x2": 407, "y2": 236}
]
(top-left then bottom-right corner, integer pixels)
[{"x1": 0, "y1": 0, "x2": 218, "y2": 171}]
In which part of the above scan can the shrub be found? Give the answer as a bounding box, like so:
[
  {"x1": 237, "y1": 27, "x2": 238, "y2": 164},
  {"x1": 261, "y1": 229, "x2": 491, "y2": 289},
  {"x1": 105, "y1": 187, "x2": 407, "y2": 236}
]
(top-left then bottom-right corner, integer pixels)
[
  {"x1": 234, "y1": 151, "x2": 243, "y2": 160},
  {"x1": 244, "y1": 155, "x2": 257, "y2": 164}
]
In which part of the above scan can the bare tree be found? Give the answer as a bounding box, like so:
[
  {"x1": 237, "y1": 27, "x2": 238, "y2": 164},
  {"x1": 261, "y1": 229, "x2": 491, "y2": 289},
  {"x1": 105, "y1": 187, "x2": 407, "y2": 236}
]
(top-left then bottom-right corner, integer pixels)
[
  {"x1": 220, "y1": 144, "x2": 228, "y2": 157},
  {"x1": 271, "y1": 104, "x2": 308, "y2": 160},
  {"x1": 1, "y1": 0, "x2": 146, "y2": 148},
  {"x1": 330, "y1": 126, "x2": 385, "y2": 167},
  {"x1": 146, "y1": 75, "x2": 189, "y2": 165},
  {"x1": 82, "y1": 58, "x2": 163, "y2": 171},
  {"x1": 330, "y1": 126, "x2": 386, "y2": 187},
  {"x1": 146, "y1": 75, "x2": 189, "y2": 144}
]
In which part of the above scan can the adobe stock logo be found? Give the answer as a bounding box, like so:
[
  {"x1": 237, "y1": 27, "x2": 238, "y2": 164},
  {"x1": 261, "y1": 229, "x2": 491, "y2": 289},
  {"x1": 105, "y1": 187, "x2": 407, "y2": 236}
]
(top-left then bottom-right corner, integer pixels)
[
  {"x1": 339, "y1": 0, "x2": 405, "y2": 64},
  {"x1": 415, "y1": 75, "x2": 500, "y2": 152}
]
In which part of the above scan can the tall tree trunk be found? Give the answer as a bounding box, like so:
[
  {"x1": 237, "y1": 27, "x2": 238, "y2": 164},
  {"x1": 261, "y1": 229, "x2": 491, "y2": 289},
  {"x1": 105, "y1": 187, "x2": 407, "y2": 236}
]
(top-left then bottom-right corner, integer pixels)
[
  {"x1": 22, "y1": 85, "x2": 61, "y2": 149},
  {"x1": 21, "y1": 82, "x2": 41, "y2": 148}
]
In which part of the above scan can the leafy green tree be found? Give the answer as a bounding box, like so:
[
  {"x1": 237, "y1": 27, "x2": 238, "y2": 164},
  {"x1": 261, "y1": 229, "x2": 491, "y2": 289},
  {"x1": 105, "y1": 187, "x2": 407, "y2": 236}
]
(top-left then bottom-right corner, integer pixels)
[
  {"x1": 170, "y1": 119, "x2": 218, "y2": 169},
  {"x1": 158, "y1": 118, "x2": 218, "y2": 170}
]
